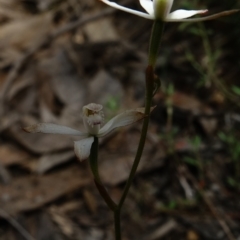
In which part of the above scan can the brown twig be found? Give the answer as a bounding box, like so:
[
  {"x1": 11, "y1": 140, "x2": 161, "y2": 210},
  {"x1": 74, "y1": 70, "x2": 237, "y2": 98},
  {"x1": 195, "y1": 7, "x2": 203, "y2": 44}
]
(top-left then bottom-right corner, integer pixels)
[{"x1": 0, "y1": 7, "x2": 115, "y2": 115}]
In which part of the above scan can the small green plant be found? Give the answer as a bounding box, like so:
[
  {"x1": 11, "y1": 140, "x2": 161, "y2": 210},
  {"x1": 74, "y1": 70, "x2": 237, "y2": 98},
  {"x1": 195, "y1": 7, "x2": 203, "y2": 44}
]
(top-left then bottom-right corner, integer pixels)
[
  {"x1": 105, "y1": 96, "x2": 120, "y2": 112},
  {"x1": 157, "y1": 83, "x2": 179, "y2": 155},
  {"x1": 218, "y1": 132, "x2": 240, "y2": 181},
  {"x1": 227, "y1": 177, "x2": 240, "y2": 189},
  {"x1": 157, "y1": 198, "x2": 197, "y2": 211},
  {"x1": 104, "y1": 95, "x2": 121, "y2": 120},
  {"x1": 183, "y1": 135, "x2": 205, "y2": 183},
  {"x1": 160, "y1": 126, "x2": 179, "y2": 155},
  {"x1": 179, "y1": 18, "x2": 240, "y2": 106},
  {"x1": 231, "y1": 85, "x2": 240, "y2": 96},
  {"x1": 164, "y1": 83, "x2": 175, "y2": 131}
]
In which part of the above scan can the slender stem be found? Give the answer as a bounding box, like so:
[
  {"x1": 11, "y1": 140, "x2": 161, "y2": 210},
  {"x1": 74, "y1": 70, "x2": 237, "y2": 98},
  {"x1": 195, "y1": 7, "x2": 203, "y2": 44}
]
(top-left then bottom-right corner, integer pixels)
[
  {"x1": 89, "y1": 137, "x2": 117, "y2": 211},
  {"x1": 114, "y1": 209, "x2": 121, "y2": 240},
  {"x1": 118, "y1": 66, "x2": 154, "y2": 210},
  {"x1": 118, "y1": 20, "x2": 165, "y2": 210},
  {"x1": 89, "y1": 137, "x2": 100, "y2": 181},
  {"x1": 94, "y1": 179, "x2": 117, "y2": 211},
  {"x1": 148, "y1": 20, "x2": 165, "y2": 66}
]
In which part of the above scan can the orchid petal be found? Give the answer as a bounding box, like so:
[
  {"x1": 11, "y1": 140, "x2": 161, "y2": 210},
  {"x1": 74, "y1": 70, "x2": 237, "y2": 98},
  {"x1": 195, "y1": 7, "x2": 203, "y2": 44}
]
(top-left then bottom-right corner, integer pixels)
[
  {"x1": 74, "y1": 137, "x2": 94, "y2": 161},
  {"x1": 167, "y1": 9, "x2": 208, "y2": 20},
  {"x1": 24, "y1": 123, "x2": 88, "y2": 136},
  {"x1": 139, "y1": 0, "x2": 154, "y2": 16},
  {"x1": 166, "y1": 9, "x2": 239, "y2": 22},
  {"x1": 98, "y1": 108, "x2": 146, "y2": 137},
  {"x1": 100, "y1": 0, "x2": 154, "y2": 19}
]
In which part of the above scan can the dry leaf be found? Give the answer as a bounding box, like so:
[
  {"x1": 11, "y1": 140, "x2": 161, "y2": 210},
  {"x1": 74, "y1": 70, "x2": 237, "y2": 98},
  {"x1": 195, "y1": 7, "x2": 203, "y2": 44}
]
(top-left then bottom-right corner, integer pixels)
[
  {"x1": 0, "y1": 13, "x2": 52, "y2": 67},
  {"x1": 35, "y1": 151, "x2": 75, "y2": 174},
  {"x1": 83, "y1": 189, "x2": 98, "y2": 214},
  {"x1": 99, "y1": 130, "x2": 165, "y2": 186},
  {"x1": 169, "y1": 91, "x2": 217, "y2": 134},
  {"x1": 9, "y1": 124, "x2": 73, "y2": 154},
  {"x1": 84, "y1": 18, "x2": 119, "y2": 42},
  {"x1": 0, "y1": 166, "x2": 90, "y2": 217},
  {"x1": 0, "y1": 144, "x2": 30, "y2": 166},
  {"x1": 89, "y1": 70, "x2": 124, "y2": 107},
  {"x1": 38, "y1": 47, "x2": 87, "y2": 106}
]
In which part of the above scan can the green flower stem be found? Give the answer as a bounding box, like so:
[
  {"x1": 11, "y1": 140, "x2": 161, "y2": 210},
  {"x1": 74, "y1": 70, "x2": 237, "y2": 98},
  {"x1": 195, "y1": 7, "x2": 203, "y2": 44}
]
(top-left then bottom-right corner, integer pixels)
[
  {"x1": 89, "y1": 137, "x2": 100, "y2": 181},
  {"x1": 113, "y1": 20, "x2": 165, "y2": 239},
  {"x1": 118, "y1": 65, "x2": 154, "y2": 210},
  {"x1": 94, "y1": 179, "x2": 117, "y2": 211},
  {"x1": 90, "y1": 137, "x2": 117, "y2": 211},
  {"x1": 118, "y1": 20, "x2": 165, "y2": 210},
  {"x1": 89, "y1": 138, "x2": 121, "y2": 240},
  {"x1": 111, "y1": 66, "x2": 155, "y2": 240},
  {"x1": 114, "y1": 209, "x2": 121, "y2": 240},
  {"x1": 89, "y1": 20, "x2": 165, "y2": 240},
  {"x1": 148, "y1": 20, "x2": 165, "y2": 66}
]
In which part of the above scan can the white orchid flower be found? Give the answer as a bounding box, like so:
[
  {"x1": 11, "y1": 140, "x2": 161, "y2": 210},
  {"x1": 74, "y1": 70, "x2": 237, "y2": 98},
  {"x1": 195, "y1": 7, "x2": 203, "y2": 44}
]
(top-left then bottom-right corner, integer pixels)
[
  {"x1": 100, "y1": 0, "x2": 238, "y2": 22},
  {"x1": 24, "y1": 103, "x2": 147, "y2": 162}
]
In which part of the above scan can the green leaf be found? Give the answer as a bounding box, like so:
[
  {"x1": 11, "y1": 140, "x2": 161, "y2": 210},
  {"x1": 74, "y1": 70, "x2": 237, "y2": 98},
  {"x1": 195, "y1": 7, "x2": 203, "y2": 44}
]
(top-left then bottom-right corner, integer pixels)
[
  {"x1": 227, "y1": 177, "x2": 237, "y2": 187},
  {"x1": 183, "y1": 156, "x2": 199, "y2": 167},
  {"x1": 218, "y1": 132, "x2": 227, "y2": 141},
  {"x1": 192, "y1": 136, "x2": 201, "y2": 148},
  {"x1": 166, "y1": 83, "x2": 174, "y2": 95},
  {"x1": 168, "y1": 200, "x2": 177, "y2": 209},
  {"x1": 231, "y1": 85, "x2": 240, "y2": 96}
]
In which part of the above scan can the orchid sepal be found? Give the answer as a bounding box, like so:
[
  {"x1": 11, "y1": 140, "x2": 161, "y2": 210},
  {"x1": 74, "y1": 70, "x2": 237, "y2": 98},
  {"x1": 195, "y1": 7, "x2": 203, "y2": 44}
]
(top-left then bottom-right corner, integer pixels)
[
  {"x1": 23, "y1": 123, "x2": 88, "y2": 136},
  {"x1": 100, "y1": 0, "x2": 154, "y2": 19},
  {"x1": 166, "y1": 9, "x2": 240, "y2": 22},
  {"x1": 100, "y1": 0, "x2": 239, "y2": 22},
  {"x1": 98, "y1": 107, "x2": 147, "y2": 137}
]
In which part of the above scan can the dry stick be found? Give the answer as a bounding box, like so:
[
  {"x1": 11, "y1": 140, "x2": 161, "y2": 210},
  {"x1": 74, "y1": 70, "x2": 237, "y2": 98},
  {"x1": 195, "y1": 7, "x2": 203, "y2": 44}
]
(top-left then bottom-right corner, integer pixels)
[
  {"x1": 0, "y1": 209, "x2": 36, "y2": 240},
  {"x1": 202, "y1": 195, "x2": 236, "y2": 240},
  {"x1": 185, "y1": 168, "x2": 236, "y2": 240},
  {"x1": 0, "y1": 7, "x2": 115, "y2": 115}
]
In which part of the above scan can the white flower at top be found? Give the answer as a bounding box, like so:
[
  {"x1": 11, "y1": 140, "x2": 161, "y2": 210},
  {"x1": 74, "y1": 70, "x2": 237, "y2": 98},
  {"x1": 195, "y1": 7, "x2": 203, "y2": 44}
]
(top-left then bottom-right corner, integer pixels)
[
  {"x1": 100, "y1": 0, "x2": 236, "y2": 22},
  {"x1": 24, "y1": 103, "x2": 147, "y2": 162}
]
